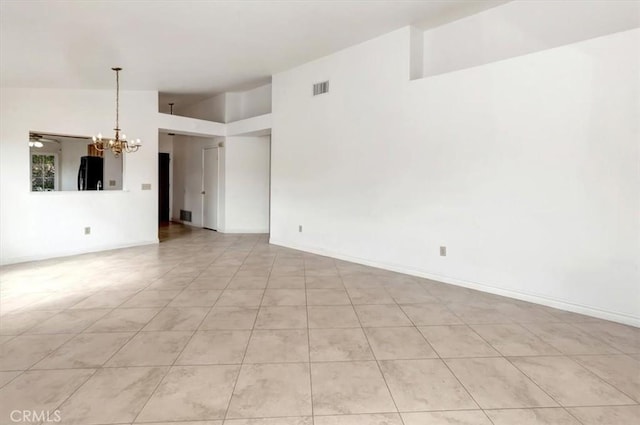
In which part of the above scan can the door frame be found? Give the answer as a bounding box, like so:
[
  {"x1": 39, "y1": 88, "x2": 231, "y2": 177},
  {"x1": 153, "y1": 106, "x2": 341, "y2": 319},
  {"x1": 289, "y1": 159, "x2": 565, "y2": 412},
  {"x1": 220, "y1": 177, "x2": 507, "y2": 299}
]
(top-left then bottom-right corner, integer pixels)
[{"x1": 201, "y1": 146, "x2": 219, "y2": 230}]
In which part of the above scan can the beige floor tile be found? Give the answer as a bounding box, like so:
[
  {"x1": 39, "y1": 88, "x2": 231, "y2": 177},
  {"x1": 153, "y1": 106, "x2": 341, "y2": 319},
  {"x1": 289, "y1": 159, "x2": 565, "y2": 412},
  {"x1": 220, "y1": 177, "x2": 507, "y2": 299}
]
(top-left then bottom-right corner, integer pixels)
[
  {"x1": 267, "y1": 276, "x2": 306, "y2": 289},
  {"x1": 365, "y1": 327, "x2": 437, "y2": 360},
  {"x1": 0, "y1": 333, "x2": 74, "y2": 370},
  {"x1": 0, "y1": 310, "x2": 61, "y2": 335},
  {"x1": 445, "y1": 357, "x2": 557, "y2": 408},
  {"x1": 0, "y1": 369, "x2": 94, "y2": 424},
  {"x1": 120, "y1": 290, "x2": 181, "y2": 308},
  {"x1": 572, "y1": 322, "x2": 640, "y2": 353},
  {"x1": 399, "y1": 303, "x2": 463, "y2": 325},
  {"x1": 107, "y1": 331, "x2": 192, "y2": 366},
  {"x1": 380, "y1": 359, "x2": 477, "y2": 411},
  {"x1": 261, "y1": 289, "x2": 307, "y2": 306},
  {"x1": 347, "y1": 288, "x2": 395, "y2": 305},
  {"x1": 315, "y1": 413, "x2": 402, "y2": 425},
  {"x1": 485, "y1": 408, "x2": 582, "y2": 425},
  {"x1": 177, "y1": 330, "x2": 251, "y2": 365},
  {"x1": 471, "y1": 323, "x2": 560, "y2": 356},
  {"x1": 146, "y1": 275, "x2": 196, "y2": 290},
  {"x1": 244, "y1": 329, "x2": 309, "y2": 363},
  {"x1": 306, "y1": 289, "x2": 351, "y2": 305},
  {"x1": 355, "y1": 305, "x2": 412, "y2": 327},
  {"x1": 227, "y1": 276, "x2": 269, "y2": 289},
  {"x1": 0, "y1": 370, "x2": 21, "y2": 387},
  {"x1": 225, "y1": 418, "x2": 311, "y2": 425},
  {"x1": 34, "y1": 332, "x2": 133, "y2": 369},
  {"x1": 58, "y1": 366, "x2": 167, "y2": 424},
  {"x1": 309, "y1": 328, "x2": 373, "y2": 362},
  {"x1": 255, "y1": 306, "x2": 308, "y2": 329},
  {"x1": 136, "y1": 365, "x2": 239, "y2": 422},
  {"x1": 308, "y1": 306, "x2": 360, "y2": 329},
  {"x1": 418, "y1": 325, "x2": 500, "y2": 358},
  {"x1": 200, "y1": 307, "x2": 258, "y2": 330},
  {"x1": 386, "y1": 288, "x2": 438, "y2": 305},
  {"x1": 85, "y1": 308, "x2": 161, "y2": 332},
  {"x1": 523, "y1": 323, "x2": 620, "y2": 355},
  {"x1": 27, "y1": 309, "x2": 110, "y2": 334},
  {"x1": 227, "y1": 363, "x2": 312, "y2": 418},
  {"x1": 168, "y1": 289, "x2": 222, "y2": 307},
  {"x1": 567, "y1": 405, "x2": 640, "y2": 425},
  {"x1": 402, "y1": 411, "x2": 492, "y2": 425},
  {"x1": 573, "y1": 354, "x2": 640, "y2": 402},
  {"x1": 305, "y1": 276, "x2": 344, "y2": 289},
  {"x1": 510, "y1": 356, "x2": 635, "y2": 406},
  {"x1": 143, "y1": 307, "x2": 209, "y2": 331},
  {"x1": 311, "y1": 361, "x2": 395, "y2": 415},
  {"x1": 217, "y1": 290, "x2": 265, "y2": 307},
  {"x1": 188, "y1": 276, "x2": 233, "y2": 290},
  {"x1": 70, "y1": 290, "x2": 137, "y2": 309}
]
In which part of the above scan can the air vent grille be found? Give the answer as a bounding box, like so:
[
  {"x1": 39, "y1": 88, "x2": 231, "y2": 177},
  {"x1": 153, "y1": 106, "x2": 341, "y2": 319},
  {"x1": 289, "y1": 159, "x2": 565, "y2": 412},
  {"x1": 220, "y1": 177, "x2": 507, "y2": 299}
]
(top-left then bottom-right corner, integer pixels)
[
  {"x1": 313, "y1": 81, "x2": 329, "y2": 96},
  {"x1": 180, "y1": 209, "x2": 192, "y2": 222}
]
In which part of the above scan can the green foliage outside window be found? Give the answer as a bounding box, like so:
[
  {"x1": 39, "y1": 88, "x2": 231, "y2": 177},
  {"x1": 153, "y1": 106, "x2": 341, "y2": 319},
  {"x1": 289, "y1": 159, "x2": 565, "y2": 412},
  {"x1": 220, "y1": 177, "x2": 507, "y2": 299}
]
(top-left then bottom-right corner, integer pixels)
[{"x1": 31, "y1": 154, "x2": 56, "y2": 191}]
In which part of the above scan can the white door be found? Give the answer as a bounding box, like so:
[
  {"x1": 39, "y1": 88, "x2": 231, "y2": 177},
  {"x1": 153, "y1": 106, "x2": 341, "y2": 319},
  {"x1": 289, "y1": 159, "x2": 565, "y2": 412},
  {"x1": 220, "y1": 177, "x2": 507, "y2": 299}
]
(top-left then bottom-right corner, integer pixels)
[{"x1": 202, "y1": 147, "x2": 218, "y2": 230}]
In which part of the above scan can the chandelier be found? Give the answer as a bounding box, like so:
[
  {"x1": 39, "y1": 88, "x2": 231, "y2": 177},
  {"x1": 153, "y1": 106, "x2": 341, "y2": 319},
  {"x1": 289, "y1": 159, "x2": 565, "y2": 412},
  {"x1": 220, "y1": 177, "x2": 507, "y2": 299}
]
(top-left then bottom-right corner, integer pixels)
[{"x1": 92, "y1": 67, "x2": 141, "y2": 157}]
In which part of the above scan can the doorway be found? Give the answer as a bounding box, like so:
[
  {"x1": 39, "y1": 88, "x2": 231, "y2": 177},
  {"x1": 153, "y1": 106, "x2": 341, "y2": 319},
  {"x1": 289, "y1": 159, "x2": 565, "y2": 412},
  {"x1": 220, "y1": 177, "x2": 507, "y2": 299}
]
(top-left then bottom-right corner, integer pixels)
[
  {"x1": 202, "y1": 147, "x2": 218, "y2": 230},
  {"x1": 158, "y1": 152, "x2": 170, "y2": 223}
]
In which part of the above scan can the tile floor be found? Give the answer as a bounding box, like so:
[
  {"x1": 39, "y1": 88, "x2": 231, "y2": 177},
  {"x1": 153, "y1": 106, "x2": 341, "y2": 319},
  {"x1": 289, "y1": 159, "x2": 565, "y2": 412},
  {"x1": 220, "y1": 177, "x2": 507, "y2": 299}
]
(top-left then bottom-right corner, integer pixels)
[{"x1": 0, "y1": 225, "x2": 638, "y2": 424}]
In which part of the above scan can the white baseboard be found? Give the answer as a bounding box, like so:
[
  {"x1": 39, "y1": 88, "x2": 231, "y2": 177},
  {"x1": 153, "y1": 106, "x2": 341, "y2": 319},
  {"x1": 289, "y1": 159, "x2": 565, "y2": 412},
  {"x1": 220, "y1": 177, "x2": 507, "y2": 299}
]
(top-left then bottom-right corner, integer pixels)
[
  {"x1": 270, "y1": 238, "x2": 639, "y2": 328},
  {"x1": 1, "y1": 239, "x2": 160, "y2": 266}
]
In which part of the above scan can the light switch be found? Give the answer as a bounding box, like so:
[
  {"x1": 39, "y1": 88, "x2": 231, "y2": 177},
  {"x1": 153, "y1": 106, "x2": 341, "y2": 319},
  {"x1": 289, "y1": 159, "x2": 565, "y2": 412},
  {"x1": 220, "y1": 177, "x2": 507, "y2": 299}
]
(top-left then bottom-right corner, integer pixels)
[{"x1": 141, "y1": 183, "x2": 152, "y2": 190}]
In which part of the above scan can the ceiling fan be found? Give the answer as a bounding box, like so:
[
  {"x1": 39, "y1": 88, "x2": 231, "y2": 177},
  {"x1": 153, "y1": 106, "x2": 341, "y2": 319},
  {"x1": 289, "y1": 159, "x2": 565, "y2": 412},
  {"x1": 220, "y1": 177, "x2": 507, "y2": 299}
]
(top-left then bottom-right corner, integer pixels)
[{"x1": 29, "y1": 132, "x2": 87, "y2": 148}]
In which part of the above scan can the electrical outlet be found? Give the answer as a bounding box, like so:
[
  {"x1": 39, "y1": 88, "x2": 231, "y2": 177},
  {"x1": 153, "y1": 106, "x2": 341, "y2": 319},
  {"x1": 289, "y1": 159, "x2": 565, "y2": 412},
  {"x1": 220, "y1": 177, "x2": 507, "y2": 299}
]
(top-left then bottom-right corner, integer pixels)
[
  {"x1": 141, "y1": 183, "x2": 152, "y2": 190},
  {"x1": 84, "y1": 227, "x2": 91, "y2": 235},
  {"x1": 109, "y1": 180, "x2": 116, "y2": 187},
  {"x1": 440, "y1": 246, "x2": 447, "y2": 256},
  {"x1": 299, "y1": 225, "x2": 303, "y2": 233}
]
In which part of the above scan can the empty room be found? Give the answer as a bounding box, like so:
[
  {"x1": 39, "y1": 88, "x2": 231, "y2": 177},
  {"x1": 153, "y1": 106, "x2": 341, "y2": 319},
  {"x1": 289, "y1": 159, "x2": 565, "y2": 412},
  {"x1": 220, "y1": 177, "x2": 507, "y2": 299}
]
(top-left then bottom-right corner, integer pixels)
[{"x1": 0, "y1": 1, "x2": 638, "y2": 424}]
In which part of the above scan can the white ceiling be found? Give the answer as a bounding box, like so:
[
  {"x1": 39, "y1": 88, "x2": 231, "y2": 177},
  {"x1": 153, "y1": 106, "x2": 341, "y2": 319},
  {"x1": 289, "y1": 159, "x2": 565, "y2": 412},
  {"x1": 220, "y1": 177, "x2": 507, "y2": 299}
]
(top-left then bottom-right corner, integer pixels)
[{"x1": 1, "y1": 0, "x2": 506, "y2": 99}]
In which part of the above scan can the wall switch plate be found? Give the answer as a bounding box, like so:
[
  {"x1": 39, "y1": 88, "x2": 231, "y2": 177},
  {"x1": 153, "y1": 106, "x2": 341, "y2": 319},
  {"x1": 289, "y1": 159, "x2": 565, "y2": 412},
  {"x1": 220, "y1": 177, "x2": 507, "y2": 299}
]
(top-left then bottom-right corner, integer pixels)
[
  {"x1": 84, "y1": 227, "x2": 91, "y2": 235},
  {"x1": 141, "y1": 183, "x2": 152, "y2": 190},
  {"x1": 299, "y1": 225, "x2": 303, "y2": 232},
  {"x1": 440, "y1": 246, "x2": 447, "y2": 256}
]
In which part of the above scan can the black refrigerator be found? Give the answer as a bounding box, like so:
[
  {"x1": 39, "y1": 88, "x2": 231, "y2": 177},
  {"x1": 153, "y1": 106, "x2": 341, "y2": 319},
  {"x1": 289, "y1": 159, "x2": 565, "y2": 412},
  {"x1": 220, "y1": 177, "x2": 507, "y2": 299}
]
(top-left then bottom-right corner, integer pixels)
[{"x1": 77, "y1": 156, "x2": 104, "y2": 190}]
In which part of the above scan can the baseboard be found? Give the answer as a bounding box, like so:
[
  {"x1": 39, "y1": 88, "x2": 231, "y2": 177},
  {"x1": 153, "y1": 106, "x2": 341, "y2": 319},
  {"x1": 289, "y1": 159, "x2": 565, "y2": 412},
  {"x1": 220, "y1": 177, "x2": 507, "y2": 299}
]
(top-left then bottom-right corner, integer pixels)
[
  {"x1": 269, "y1": 238, "x2": 639, "y2": 327},
  {"x1": 1, "y1": 239, "x2": 160, "y2": 266}
]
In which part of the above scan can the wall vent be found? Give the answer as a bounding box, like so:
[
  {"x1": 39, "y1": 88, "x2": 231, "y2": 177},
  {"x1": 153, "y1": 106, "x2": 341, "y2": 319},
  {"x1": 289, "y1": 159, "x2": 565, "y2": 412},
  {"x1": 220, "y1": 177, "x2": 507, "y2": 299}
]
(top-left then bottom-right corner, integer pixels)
[
  {"x1": 180, "y1": 209, "x2": 192, "y2": 222},
  {"x1": 313, "y1": 81, "x2": 329, "y2": 96}
]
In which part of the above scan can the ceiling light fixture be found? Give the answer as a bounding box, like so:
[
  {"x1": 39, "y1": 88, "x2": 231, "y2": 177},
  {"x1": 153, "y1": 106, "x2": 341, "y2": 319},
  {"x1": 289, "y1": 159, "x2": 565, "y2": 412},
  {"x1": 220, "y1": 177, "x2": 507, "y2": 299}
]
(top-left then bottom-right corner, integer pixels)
[
  {"x1": 92, "y1": 67, "x2": 141, "y2": 157},
  {"x1": 29, "y1": 141, "x2": 43, "y2": 148}
]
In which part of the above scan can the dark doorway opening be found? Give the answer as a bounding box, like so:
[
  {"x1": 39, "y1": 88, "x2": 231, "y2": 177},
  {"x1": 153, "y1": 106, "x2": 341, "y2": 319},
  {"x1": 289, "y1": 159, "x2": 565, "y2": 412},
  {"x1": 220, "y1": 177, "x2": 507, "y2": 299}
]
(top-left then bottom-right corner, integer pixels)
[{"x1": 158, "y1": 152, "x2": 170, "y2": 224}]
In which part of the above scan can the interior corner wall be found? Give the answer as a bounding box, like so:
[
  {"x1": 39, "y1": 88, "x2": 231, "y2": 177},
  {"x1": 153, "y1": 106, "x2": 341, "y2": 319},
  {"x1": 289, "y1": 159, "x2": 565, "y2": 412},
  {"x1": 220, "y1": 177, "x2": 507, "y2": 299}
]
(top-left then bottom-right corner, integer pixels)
[
  {"x1": 270, "y1": 26, "x2": 640, "y2": 325},
  {"x1": 0, "y1": 88, "x2": 159, "y2": 264}
]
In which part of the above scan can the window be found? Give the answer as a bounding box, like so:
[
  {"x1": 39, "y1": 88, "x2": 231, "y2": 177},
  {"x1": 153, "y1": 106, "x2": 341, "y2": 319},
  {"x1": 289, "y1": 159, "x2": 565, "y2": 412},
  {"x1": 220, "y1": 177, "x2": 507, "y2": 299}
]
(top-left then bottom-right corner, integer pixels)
[{"x1": 31, "y1": 153, "x2": 58, "y2": 191}]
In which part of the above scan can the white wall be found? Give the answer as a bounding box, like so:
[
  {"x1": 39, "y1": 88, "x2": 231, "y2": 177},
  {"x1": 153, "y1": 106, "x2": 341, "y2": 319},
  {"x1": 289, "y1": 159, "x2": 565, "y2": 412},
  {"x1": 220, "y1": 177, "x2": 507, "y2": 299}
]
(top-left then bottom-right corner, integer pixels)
[
  {"x1": 423, "y1": 0, "x2": 640, "y2": 77},
  {"x1": 226, "y1": 84, "x2": 272, "y2": 123},
  {"x1": 59, "y1": 140, "x2": 85, "y2": 191},
  {"x1": 177, "y1": 93, "x2": 226, "y2": 122},
  {"x1": 224, "y1": 136, "x2": 270, "y2": 233},
  {"x1": 0, "y1": 88, "x2": 159, "y2": 264},
  {"x1": 175, "y1": 84, "x2": 272, "y2": 123},
  {"x1": 270, "y1": 27, "x2": 640, "y2": 325}
]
